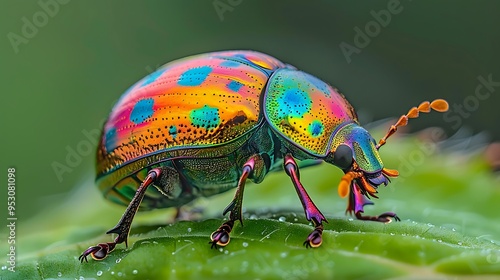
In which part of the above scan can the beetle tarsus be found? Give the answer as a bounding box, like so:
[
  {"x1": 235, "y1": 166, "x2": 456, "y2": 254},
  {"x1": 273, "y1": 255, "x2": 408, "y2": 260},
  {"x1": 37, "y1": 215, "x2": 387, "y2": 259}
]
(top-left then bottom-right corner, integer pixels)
[
  {"x1": 355, "y1": 211, "x2": 400, "y2": 223},
  {"x1": 79, "y1": 242, "x2": 117, "y2": 262},
  {"x1": 210, "y1": 220, "x2": 234, "y2": 249},
  {"x1": 304, "y1": 223, "x2": 324, "y2": 248}
]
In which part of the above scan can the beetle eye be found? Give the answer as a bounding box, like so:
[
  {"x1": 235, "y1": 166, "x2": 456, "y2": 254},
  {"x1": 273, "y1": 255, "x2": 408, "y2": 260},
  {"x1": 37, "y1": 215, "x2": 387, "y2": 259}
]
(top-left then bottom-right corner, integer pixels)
[{"x1": 333, "y1": 144, "x2": 353, "y2": 170}]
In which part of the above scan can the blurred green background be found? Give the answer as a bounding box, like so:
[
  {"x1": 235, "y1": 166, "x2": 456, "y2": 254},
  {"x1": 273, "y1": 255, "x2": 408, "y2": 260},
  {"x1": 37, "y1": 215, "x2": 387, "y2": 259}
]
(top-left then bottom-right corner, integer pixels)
[{"x1": 1, "y1": 0, "x2": 499, "y2": 222}]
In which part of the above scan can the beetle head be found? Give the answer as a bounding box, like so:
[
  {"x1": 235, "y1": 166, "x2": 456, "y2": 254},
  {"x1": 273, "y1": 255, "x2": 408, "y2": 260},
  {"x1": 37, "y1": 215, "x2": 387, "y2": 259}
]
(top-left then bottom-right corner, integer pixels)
[
  {"x1": 325, "y1": 123, "x2": 398, "y2": 200},
  {"x1": 325, "y1": 99, "x2": 449, "y2": 201}
]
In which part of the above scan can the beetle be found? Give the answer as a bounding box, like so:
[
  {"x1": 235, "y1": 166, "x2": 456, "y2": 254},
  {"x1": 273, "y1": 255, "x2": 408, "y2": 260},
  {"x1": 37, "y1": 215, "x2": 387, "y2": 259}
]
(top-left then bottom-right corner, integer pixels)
[{"x1": 79, "y1": 50, "x2": 449, "y2": 262}]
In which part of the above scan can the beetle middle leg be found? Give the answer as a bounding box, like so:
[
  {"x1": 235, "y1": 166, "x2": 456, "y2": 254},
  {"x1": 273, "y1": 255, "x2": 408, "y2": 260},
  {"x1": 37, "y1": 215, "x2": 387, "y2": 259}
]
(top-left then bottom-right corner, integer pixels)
[
  {"x1": 210, "y1": 154, "x2": 266, "y2": 248},
  {"x1": 284, "y1": 154, "x2": 328, "y2": 248}
]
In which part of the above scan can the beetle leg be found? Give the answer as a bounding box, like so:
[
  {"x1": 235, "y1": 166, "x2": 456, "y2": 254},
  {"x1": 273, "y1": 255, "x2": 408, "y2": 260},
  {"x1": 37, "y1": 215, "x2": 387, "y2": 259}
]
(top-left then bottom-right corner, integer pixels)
[
  {"x1": 284, "y1": 154, "x2": 327, "y2": 248},
  {"x1": 210, "y1": 156, "x2": 259, "y2": 249},
  {"x1": 79, "y1": 168, "x2": 160, "y2": 262},
  {"x1": 350, "y1": 181, "x2": 400, "y2": 223}
]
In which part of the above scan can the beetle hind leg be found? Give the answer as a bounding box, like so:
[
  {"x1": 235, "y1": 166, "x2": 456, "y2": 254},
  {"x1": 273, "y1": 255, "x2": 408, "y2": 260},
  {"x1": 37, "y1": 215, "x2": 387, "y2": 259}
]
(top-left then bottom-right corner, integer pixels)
[
  {"x1": 284, "y1": 155, "x2": 328, "y2": 248},
  {"x1": 79, "y1": 168, "x2": 162, "y2": 262}
]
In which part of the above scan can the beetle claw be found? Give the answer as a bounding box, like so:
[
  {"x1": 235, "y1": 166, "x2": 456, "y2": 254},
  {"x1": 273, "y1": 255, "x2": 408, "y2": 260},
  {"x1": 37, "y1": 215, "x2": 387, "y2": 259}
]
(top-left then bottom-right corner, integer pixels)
[
  {"x1": 78, "y1": 242, "x2": 116, "y2": 263},
  {"x1": 210, "y1": 230, "x2": 230, "y2": 249},
  {"x1": 210, "y1": 220, "x2": 234, "y2": 249},
  {"x1": 355, "y1": 211, "x2": 400, "y2": 223},
  {"x1": 377, "y1": 212, "x2": 401, "y2": 223},
  {"x1": 303, "y1": 224, "x2": 324, "y2": 248}
]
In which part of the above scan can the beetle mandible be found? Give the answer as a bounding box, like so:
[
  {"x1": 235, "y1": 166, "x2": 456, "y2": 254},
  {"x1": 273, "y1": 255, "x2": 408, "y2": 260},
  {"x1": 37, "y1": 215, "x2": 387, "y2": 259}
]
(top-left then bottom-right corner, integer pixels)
[{"x1": 79, "y1": 50, "x2": 449, "y2": 262}]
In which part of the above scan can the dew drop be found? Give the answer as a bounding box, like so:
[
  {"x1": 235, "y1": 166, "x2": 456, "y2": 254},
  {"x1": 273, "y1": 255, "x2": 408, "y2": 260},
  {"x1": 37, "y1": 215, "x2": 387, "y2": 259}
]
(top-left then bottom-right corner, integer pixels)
[
  {"x1": 57, "y1": 272, "x2": 62, "y2": 277},
  {"x1": 250, "y1": 214, "x2": 258, "y2": 219},
  {"x1": 111, "y1": 271, "x2": 115, "y2": 275},
  {"x1": 452, "y1": 228, "x2": 456, "y2": 232},
  {"x1": 117, "y1": 272, "x2": 123, "y2": 277},
  {"x1": 79, "y1": 276, "x2": 85, "y2": 280},
  {"x1": 390, "y1": 233, "x2": 395, "y2": 236},
  {"x1": 132, "y1": 269, "x2": 138, "y2": 275},
  {"x1": 187, "y1": 227, "x2": 192, "y2": 233},
  {"x1": 438, "y1": 239, "x2": 442, "y2": 243},
  {"x1": 354, "y1": 246, "x2": 359, "y2": 252},
  {"x1": 458, "y1": 242, "x2": 463, "y2": 246},
  {"x1": 279, "y1": 216, "x2": 286, "y2": 222},
  {"x1": 97, "y1": 270, "x2": 103, "y2": 276},
  {"x1": 280, "y1": 252, "x2": 288, "y2": 258},
  {"x1": 224, "y1": 250, "x2": 229, "y2": 254},
  {"x1": 242, "y1": 242, "x2": 249, "y2": 248},
  {"x1": 348, "y1": 218, "x2": 354, "y2": 222},
  {"x1": 116, "y1": 258, "x2": 122, "y2": 263},
  {"x1": 1, "y1": 266, "x2": 6, "y2": 270},
  {"x1": 293, "y1": 218, "x2": 298, "y2": 222},
  {"x1": 219, "y1": 248, "x2": 224, "y2": 252}
]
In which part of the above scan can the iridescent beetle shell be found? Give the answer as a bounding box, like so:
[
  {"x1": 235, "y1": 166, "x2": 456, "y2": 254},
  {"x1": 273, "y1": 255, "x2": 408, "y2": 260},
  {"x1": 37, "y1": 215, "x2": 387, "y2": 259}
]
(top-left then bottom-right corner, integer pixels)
[
  {"x1": 96, "y1": 50, "x2": 361, "y2": 210},
  {"x1": 97, "y1": 51, "x2": 286, "y2": 209},
  {"x1": 79, "y1": 50, "x2": 448, "y2": 262}
]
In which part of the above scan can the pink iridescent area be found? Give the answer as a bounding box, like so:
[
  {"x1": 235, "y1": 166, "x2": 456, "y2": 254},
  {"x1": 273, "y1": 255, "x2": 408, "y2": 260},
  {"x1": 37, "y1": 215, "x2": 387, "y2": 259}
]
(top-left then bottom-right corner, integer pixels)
[{"x1": 98, "y1": 51, "x2": 286, "y2": 176}]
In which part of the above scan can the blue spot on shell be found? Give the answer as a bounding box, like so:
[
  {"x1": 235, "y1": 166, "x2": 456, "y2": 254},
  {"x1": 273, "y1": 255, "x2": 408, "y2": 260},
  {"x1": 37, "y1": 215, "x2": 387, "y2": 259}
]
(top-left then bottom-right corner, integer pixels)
[
  {"x1": 105, "y1": 127, "x2": 117, "y2": 151},
  {"x1": 220, "y1": 60, "x2": 240, "y2": 68},
  {"x1": 178, "y1": 66, "x2": 212, "y2": 86},
  {"x1": 130, "y1": 98, "x2": 154, "y2": 124},
  {"x1": 227, "y1": 80, "x2": 243, "y2": 92},
  {"x1": 308, "y1": 120, "x2": 324, "y2": 137},
  {"x1": 276, "y1": 89, "x2": 312, "y2": 118},
  {"x1": 142, "y1": 69, "x2": 165, "y2": 87},
  {"x1": 189, "y1": 105, "x2": 220, "y2": 129},
  {"x1": 169, "y1": 125, "x2": 177, "y2": 138}
]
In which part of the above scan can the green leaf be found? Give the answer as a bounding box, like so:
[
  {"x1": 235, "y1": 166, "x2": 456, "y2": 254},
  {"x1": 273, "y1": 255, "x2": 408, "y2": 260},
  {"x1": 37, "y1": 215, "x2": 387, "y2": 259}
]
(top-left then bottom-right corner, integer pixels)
[{"x1": 2, "y1": 135, "x2": 500, "y2": 279}]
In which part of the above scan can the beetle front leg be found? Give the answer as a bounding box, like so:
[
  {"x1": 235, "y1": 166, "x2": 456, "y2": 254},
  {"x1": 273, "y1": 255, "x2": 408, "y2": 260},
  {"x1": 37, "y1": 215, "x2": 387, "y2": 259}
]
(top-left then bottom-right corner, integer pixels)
[
  {"x1": 79, "y1": 168, "x2": 161, "y2": 262},
  {"x1": 210, "y1": 155, "x2": 263, "y2": 249},
  {"x1": 284, "y1": 154, "x2": 327, "y2": 248},
  {"x1": 348, "y1": 182, "x2": 400, "y2": 223}
]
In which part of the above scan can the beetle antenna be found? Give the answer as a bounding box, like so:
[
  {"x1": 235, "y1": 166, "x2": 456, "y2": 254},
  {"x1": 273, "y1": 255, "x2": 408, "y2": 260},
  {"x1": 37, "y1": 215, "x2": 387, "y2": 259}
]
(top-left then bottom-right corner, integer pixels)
[{"x1": 376, "y1": 99, "x2": 449, "y2": 150}]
